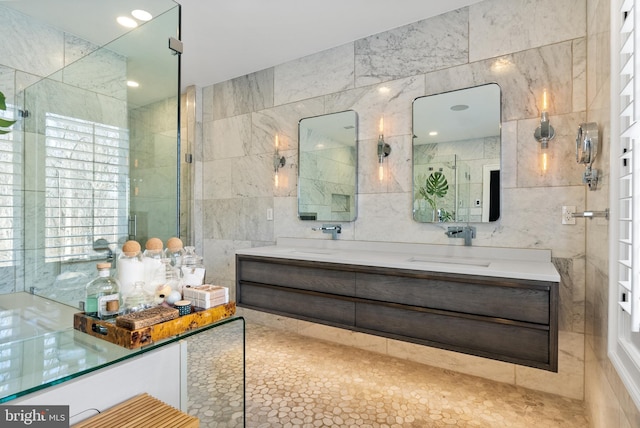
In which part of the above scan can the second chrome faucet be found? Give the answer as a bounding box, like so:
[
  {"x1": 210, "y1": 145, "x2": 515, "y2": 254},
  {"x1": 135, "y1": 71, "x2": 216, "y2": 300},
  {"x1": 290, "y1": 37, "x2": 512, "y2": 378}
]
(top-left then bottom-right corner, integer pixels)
[{"x1": 312, "y1": 224, "x2": 342, "y2": 240}]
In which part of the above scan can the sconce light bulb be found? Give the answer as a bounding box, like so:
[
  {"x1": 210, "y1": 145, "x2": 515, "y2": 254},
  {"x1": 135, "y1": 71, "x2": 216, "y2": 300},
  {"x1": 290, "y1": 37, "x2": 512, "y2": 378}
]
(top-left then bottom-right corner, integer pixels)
[
  {"x1": 275, "y1": 134, "x2": 279, "y2": 148},
  {"x1": 541, "y1": 151, "x2": 548, "y2": 173},
  {"x1": 378, "y1": 164, "x2": 384, "y2": 181},
  {"x1": 542, "y1": 90, "x2": 548, "y2": 112},
  {"x1": 379, "y1": 117, "x2": 384, "y2": 134}
]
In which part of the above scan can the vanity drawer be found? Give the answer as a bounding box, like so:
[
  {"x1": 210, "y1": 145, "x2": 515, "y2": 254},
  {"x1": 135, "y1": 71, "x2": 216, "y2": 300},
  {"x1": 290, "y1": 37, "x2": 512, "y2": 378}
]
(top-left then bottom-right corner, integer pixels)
[
  {"x1": 239, "y1": 283, "x2": 355, "y2": 326},
  {"x1": 356, "y1": 302, "x2": 551, "y2": 368},
  {"x1": 355, "y1": 272, "x2": 550, "y2": 324},
  {"x1": 238, "y1": 259, "x2": 355, "y2": 296}
]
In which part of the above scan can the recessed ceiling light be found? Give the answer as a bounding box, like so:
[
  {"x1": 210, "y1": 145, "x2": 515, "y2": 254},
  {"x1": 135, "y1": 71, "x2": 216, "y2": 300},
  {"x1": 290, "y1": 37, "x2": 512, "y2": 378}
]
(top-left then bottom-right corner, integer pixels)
[
  {"x1": 450, "y1": 104, "x2": 469, "y2": 111},
  {"x1": 429, "y1": 131, "x2": 438, "y2": 136},
  {"x1": 127, "y1": 80, "x2": 140, "y2": 88},
  {"x1": 131, "y1": 9, "x2": 153, "y2": 21},
  {"x1": 117, "y1": 16, "x2": 138, "y2": 28}
]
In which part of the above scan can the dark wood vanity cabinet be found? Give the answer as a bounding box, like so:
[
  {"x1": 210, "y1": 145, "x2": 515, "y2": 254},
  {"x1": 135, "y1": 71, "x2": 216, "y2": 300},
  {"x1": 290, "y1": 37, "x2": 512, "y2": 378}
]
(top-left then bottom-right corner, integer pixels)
[{"x1": 236, "y1": 255, "x2": 558, "y2": 372}]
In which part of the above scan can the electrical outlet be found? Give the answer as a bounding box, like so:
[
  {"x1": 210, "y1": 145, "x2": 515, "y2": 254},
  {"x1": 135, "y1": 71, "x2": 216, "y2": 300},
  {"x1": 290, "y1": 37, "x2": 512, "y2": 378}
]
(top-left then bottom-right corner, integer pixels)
[
  {"x1": 562, "y1": 206, "x2": 576, "y2": 225},
  {"x1": 266, "y1": 208, "x2": 273, "y2": 221}
]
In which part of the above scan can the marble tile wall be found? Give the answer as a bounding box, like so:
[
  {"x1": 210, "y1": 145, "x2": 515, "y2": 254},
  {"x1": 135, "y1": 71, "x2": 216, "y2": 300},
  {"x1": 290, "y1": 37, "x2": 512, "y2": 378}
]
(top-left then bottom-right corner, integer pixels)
[
  {"x1": 583, "y1": 0, "x2": 640, "y2": 426},
  {"x1": 199, "y1": 0, "x2": 593, "y2": 401}
]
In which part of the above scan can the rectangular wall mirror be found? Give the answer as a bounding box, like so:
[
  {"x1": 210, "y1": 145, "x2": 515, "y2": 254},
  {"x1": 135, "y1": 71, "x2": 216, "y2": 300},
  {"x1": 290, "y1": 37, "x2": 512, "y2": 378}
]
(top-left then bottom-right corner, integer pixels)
[
  {"x1": 412, "y1": 83, "x2": 501, "y2": 223},
  {"x1": 298, "y1": 110, "x2": 358, "y2": 222}
]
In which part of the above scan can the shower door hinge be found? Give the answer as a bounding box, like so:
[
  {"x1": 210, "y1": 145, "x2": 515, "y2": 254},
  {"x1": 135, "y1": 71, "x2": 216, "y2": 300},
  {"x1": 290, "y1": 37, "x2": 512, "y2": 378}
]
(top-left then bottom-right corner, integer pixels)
[
  {"x1": 169, "y1": 37, "x2": 183, "y2": 55},
  {"x1": 185, "y1": 153, "x2": 193, "y2": 163},
  {"x1": 19, "y1": 110, "x2": 29, "y2": 118}
]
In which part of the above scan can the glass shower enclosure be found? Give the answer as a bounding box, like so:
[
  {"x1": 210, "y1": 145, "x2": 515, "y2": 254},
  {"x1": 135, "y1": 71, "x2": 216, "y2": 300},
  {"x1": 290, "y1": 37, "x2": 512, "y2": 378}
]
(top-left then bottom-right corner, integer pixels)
[{"x1": 0, "y1": 0, "x2": 182, "y2": 307}]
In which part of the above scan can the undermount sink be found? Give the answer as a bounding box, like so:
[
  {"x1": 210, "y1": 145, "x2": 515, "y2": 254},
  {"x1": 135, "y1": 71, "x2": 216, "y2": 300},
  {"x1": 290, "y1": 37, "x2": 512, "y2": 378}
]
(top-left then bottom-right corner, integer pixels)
[{"x1": 406, "y1": 256, "x2": 490, "y2": 267}]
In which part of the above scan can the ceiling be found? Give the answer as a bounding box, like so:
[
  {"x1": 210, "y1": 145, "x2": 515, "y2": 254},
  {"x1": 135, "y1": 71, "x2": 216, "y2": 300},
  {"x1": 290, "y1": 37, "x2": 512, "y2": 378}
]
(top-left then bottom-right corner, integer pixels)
[{"x1": 2, "y1": 0, "x2": 483, "y2": 91}]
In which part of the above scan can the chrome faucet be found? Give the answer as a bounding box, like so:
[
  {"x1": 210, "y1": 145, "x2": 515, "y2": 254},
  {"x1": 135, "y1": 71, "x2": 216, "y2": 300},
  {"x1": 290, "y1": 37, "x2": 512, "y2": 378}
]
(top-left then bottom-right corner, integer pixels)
[
  {"x1": 312, "y1": 224, "x2": 342, "y2": 240},
  {"x1": 445, "y1": 225, "x2": 476, "y2": 246}
]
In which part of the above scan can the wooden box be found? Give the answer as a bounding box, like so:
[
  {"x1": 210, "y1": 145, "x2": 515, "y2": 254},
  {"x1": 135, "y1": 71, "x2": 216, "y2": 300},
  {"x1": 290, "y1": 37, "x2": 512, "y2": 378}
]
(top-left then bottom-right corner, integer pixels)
[{"x1": 73, "y1": 302, "x2": 236, "y2": 349}]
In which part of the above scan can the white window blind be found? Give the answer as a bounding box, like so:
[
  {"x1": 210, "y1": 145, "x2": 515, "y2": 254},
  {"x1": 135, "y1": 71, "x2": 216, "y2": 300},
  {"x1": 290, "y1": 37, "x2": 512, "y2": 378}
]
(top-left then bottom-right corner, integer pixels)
[
  {"x1": 44, "y1": 113, "x2": 129, "y2": 262},
  {"x1": 611, "y1": 0, "x2": 640, "y2": 410},
  {"x1": 0, "y1": 104, "x2": 21, "y2": 267}
]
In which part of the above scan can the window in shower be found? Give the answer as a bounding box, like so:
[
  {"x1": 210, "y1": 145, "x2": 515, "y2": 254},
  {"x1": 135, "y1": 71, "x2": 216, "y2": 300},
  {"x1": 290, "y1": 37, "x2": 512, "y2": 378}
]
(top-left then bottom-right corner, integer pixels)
[{"x1": 44, "y1": 113, "x2": 129, "y2": 262}]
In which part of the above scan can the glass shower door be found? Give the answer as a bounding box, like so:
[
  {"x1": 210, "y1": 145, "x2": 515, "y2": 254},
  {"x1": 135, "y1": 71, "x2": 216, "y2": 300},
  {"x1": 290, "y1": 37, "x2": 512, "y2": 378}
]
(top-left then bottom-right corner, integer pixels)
[{"x1": 20, "y1": 3, "x2": 181, "y2": 307}]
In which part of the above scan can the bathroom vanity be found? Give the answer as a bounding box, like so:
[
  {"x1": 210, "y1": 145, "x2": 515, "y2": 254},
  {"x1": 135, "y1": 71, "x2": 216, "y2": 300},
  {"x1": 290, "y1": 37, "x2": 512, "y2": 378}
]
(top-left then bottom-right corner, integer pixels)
[{"x1": 236, "y1": 238, "x2": 560, "y2": 372}]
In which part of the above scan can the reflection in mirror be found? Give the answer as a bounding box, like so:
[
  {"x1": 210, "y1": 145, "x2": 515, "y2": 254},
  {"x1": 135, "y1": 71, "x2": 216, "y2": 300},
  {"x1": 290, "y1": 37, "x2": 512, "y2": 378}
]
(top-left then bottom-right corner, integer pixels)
[
  {"x1": 298, "y1": 111, "x2": 358, "y2": 222},
  {"x1": 412, "y1": 84, "x2": 501, "y2": 223}
]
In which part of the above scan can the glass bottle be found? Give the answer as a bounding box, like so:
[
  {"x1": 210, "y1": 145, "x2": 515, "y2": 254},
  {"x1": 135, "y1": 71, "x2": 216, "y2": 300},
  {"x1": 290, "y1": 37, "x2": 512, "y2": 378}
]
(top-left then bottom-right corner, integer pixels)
[
  {"x1": 117, "y1": 240, "x2": 145, "y2": 298},
  {"x1": 182, "y1": 247, "x2": 206, "y2": 287},
  {"x1": 161, "y1": 258, "x2": 182, "y2": 293},
  {"x1": 85, "y1": 262, "x2": 121, "y2": 320},
  {"x1": 164, "y1": 237, "x2": 185, "y2": 269},
  {"x1": 143, "y1": 237, "x2": 165, "y2": 294}
]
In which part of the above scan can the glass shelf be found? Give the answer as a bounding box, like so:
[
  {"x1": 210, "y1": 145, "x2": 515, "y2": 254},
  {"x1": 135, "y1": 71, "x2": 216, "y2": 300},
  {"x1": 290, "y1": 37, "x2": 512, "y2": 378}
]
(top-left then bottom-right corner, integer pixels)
[{"x1": 0, "y1": 292, "x2": 245, "y2": 427}]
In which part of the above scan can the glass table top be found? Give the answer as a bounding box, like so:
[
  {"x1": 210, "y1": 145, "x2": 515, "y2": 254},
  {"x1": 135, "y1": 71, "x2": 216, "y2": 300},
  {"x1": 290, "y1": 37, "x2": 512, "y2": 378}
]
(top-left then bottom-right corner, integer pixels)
[{"x1": 0, "y1": 293, "x2": 242, "y2": 403}]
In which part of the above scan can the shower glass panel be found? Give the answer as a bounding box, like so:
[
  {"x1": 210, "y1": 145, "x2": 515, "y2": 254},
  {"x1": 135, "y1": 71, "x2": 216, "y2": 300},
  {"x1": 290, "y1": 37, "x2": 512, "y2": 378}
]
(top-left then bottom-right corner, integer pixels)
[{"x1": 16, "y1": 3, "x2": 180, "y2": 307}]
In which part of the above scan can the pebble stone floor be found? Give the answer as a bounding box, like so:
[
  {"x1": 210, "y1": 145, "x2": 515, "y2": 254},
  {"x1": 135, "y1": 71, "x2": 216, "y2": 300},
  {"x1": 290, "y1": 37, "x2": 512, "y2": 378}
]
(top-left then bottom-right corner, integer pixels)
[{"x1": 187, "y1": 322, "x2": 589, "y2": 427}]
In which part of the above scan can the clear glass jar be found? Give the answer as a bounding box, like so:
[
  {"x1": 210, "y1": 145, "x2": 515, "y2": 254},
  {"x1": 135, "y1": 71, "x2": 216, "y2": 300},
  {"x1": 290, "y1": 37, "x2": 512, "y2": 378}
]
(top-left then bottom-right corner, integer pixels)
[
  {"x1": 85, "y1": 262, "x2": 121, "y2": 320},
  {"x1": 122, "y1": 281, "x2": 152, "y2": 314},
  {"x1": 143, "y1": 237, "x2": 165, "y2": 293},
  {"x1": 117, "y1": 240, "x2": 145, "y2": 298},
  {"x1": 164, "y1": 237, "x2": 184, "y2": 268},
  {"x1": 182, "y1": 247, "x2": 205, "y2": 287},
  {"x1": 161, "y1": 258, "x2": 182, "y2": 293}
]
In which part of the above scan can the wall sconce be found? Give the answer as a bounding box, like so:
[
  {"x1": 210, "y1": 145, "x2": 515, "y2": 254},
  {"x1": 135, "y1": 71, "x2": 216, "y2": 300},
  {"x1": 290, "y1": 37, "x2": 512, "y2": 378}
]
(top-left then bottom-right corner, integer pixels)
[
  {"x1": 576, "y1": 122, "x2": 599, "y2": 190},
  {"x1": 377, "y1": 117, "x2": 391, "y2": 181},
  {"x1": 533, "y1": 90, "x2": 555, "y2": 172},
  {"x1": 273, "y1": 135, "x2": 285, "y2": 187}
]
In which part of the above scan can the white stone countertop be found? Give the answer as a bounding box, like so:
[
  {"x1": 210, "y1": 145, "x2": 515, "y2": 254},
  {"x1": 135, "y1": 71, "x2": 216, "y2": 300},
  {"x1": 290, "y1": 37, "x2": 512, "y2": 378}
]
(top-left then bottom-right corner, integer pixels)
[{"x1": 236, "y1": 238, "x2": 561, "y2": 282}]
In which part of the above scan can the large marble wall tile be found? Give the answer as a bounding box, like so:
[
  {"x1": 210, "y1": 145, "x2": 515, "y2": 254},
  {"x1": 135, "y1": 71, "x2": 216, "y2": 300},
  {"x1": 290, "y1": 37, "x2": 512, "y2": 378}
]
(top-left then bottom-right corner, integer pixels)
[
  {"x1": 0, "y1": 6, "x2": 64, "y2": 78},
  {"x1": 62, "y1": 47, "x2": 127, "y2": 101},
  {"x1": 515, "y1": 331, "x2": 585, "y2": 400},
  {"x1": 202, "y1": 159, "x2": 234, "y2": 200},
  {"x1": 554, "y1": 256, "x2": 586, "y2": 333},
  {"x1": 495, "y1": 186, "x2": 584, "y2": 256},
  {"x1": 242, "y1": 197, "x2": 275, "y2": 242},
  {"x1": 274, "y1": 43, "x2": 355, "y2": 106},
  {"x1": 516, "y1": 112, "x2": 588, "y2": 188},
  {"x1": 584, "y1": 344, "x2": 623, "y2": 428},
  {"x1": 469, "y1": 0, "x2": 586, "y2": 62},
  {"x1": 325, "y1": 76, "x2": 424, "y2": 142},
  {"x1": 231, "y1": 154, "x2": 275, "y2": 198},
  {"x1": 354, "y1": 9, "x2": 468, "y2": 87},
  {"x1": 500, "y1": 120, "x2": 518, "y2": 190},
  {"x1": 205, "y1": 113, "x2": 252, "y2": 161},
  {"x1": 573, "y1": 38, "x2": 587, "y2": 113},
  {"x1": 425, "y1": 41, "x2": 576, "y2": 122},
  {"x1": 63, "y1": 34, "x2": 100, "y2": 67},
  {"x1": 0, "y1": 67, "x2": 15, "y2": 103},
  {"x1": 202, "y1": 85, "x2": 214, "y2": 124},
  {"x1": 251, "y1": 98, "x2": 324, "y2": 153},
  {"x1": 203, "y1": 198, "x2": 245, "y2": 240},
  {"x1": 213, "y1": 68, "x2": 274, "y2": 120}
]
